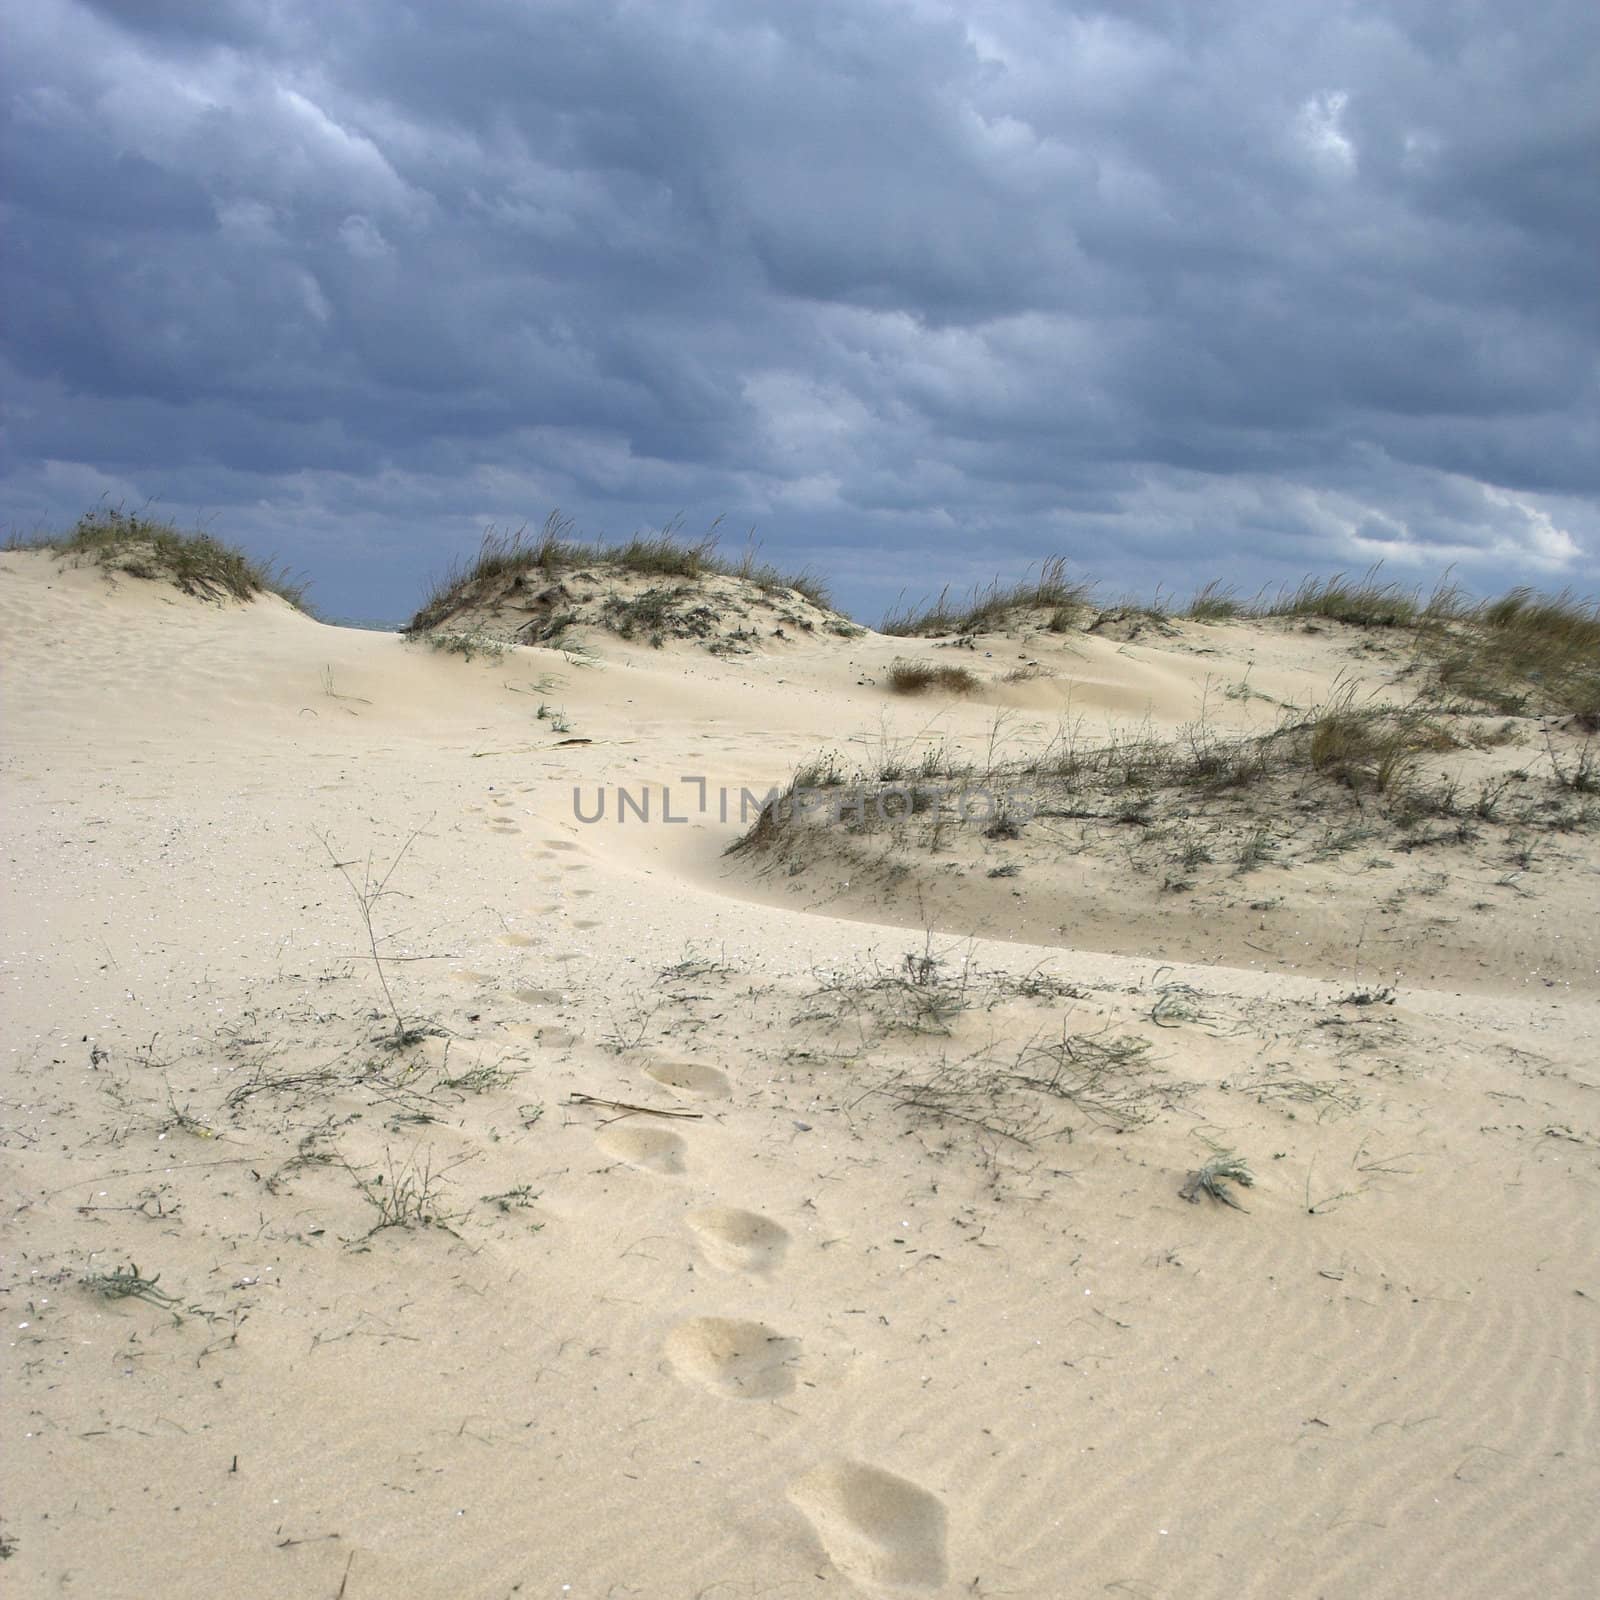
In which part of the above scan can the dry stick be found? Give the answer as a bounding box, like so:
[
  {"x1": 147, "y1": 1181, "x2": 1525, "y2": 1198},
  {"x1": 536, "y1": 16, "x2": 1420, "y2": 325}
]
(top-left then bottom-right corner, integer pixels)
[
  {"x1": 29, "y1": 1156, "x2": 262, "y2": 1205},
  {"x1": 319, "y1": 825, "x2": 427, "y2": 1041},
  {"x1": 565, "y1": 1093, "x2": 703, "y2": 1121}
]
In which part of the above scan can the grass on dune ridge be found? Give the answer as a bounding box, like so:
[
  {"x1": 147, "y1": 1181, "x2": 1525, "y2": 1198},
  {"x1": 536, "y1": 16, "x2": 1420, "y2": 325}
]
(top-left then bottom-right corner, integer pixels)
[
  {"x1": 883, "y1": 561, "x2": 1596, "y2": 723},
  {"x1": 1247, "y1": 571, "x2": 1600, "y2": 725},
  {"x1": 1425, "y1": 586, "x2": 1600, "y2": 726},
  {"x1": 9, "y1": 507, "x2": 315, "y2": 614},
  {"x1": 408, "y1": 511, "x2": 834, "y2": 633},
  {"x1": 881, "y1": 554, "x2": 1094, "y2": 637},
  {"x1": 888, "y1": 562, "x2": 1596, "y2": 726},
  {"x1": 11, "y1": 506, "x2": 1596, "y2": 727}
]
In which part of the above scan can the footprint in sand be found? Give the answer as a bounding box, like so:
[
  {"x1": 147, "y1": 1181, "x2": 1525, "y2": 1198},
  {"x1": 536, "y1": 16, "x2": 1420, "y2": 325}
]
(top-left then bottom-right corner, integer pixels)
[
  {"x1": 643, "y1": 1061, "x2": 730, "y2": 1100},
  {"x1": 686, "y1": 1207, "x2": 789, "y2": 1273},
  {"x1": 663, "y1": 1316, "x2": 798, "y2": 1399},
  {"x1": 596, "y1": 1125, "x2": 686, "y2": 1175},
  {"x1": 512, "y1": 987, "x2": 563, "y2": 1004},
  {"x1": 789, "y1": 1460, "x2": 948, "y2": 1591},
  {"x1": 500, "y1": 933, "x2": 537, "y2": 947}
]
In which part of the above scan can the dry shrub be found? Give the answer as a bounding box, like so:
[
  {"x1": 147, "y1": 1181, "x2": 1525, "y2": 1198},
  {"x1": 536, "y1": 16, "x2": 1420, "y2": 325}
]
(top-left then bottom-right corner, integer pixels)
[{"x1": 886, "y1": 659, "x2": 981, "y2": 695}]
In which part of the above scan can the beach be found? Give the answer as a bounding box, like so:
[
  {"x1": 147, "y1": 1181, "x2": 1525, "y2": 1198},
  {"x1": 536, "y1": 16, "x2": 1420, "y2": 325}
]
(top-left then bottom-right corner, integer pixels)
[{"x1": 3, "y1": 543, "x2": 1596, "y2": 1598}]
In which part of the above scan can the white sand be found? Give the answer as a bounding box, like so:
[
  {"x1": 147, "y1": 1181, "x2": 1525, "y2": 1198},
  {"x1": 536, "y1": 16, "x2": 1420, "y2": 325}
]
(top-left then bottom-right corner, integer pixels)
[{"x1": 3, "y1": 547, "x2": 1596, "y2": 1597}]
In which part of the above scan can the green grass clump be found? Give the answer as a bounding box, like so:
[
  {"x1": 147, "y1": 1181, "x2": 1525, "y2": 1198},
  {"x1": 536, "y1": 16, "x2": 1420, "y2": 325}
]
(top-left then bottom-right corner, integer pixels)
[
  {"x1": 881, "y1": 555, "x2": 1093, "y2": 636},
  {"x1": 408, "y1": 512, "x2": 833, "y2": 633},
  {"x1": 1266, "y1": 568, "x2": 1422, "y2": 628},
  {"x1": 17, "y1": 507, "x2": 313, "y2": 611},
  {"x1": 1185, "y1": 580, "x2": 1244, "y2": 621}
]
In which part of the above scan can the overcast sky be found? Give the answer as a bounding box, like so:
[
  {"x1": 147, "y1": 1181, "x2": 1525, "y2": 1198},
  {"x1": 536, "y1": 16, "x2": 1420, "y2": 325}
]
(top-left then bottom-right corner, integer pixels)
[{"x1": 5, "y1": 1, "x2": 1597, "y2": 623}]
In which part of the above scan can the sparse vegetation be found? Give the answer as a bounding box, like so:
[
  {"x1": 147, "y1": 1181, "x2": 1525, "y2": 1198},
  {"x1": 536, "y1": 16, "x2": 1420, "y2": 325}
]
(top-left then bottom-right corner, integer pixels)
[
  {"x1": 14, "y1": 506, "x2": 314, "y2": 611},
  {"x1": 732, "y1": 677, "x2": 1597, "y2": 912},
  {"x1": 1234, "y1": 827, "x2": 1277, "y2": 873},
  {"x1": 438, "y1": 1059, "x2": 517, "y2": 1094},
  {"x1": 1547, "y1": 734, "x2": 1599, "y2": 792},
  {"x1": 855, "y1": 1017, "x2": 1166, "y2": 1145},
  {"x1": 801, "y1": 940, "x2": 978, "y2": 1036}
]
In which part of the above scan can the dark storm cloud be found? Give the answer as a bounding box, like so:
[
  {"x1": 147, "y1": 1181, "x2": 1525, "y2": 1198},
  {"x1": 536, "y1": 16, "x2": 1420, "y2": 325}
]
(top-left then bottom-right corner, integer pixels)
[{"x1": 3, "y1": 0, "x2": 1596, "y2": 622}]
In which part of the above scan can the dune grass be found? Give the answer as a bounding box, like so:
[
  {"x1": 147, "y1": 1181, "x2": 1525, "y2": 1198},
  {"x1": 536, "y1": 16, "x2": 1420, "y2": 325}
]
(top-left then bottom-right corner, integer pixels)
[
  {"x1": 408, "y1": 512, "x2": 833, "y2": 633},
  {"x1": 13, "y1": 507, "x2": 314, "y2": 612},
  {"x1": 1301, "y1": 687, "x2": 1459, "y2": 796},
  {"x1": 1424, "y1": 587, "x2": 1600, "y2": 726},
  {"x1": 1185, "y1": 580, "x2": 1246, "y2": 621},
  {"x1": 881, "y1": 555, "x2": 1093, "y2": 636},
  {"x1": 1262, "y1": 569, "x2": 1427, "y2": 629}
]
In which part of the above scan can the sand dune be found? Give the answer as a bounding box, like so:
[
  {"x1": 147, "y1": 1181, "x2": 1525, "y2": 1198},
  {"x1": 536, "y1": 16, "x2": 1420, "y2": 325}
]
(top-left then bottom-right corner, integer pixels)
[{"x1": 2, "y1": 546, "x2": 1596, "y2": 1597}]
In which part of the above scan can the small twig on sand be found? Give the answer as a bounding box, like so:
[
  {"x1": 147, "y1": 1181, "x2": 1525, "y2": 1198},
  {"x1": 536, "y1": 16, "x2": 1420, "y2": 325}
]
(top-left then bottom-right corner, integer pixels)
[{"x1": 565, "y1": 1093, "x2": 703, "y2": 1121}]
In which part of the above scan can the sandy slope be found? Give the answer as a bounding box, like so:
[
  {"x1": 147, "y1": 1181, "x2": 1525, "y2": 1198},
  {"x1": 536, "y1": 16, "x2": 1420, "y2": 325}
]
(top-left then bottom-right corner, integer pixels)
[{"x1": 2, "y1": 548, "x2": 1597, "y2": 1599}]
